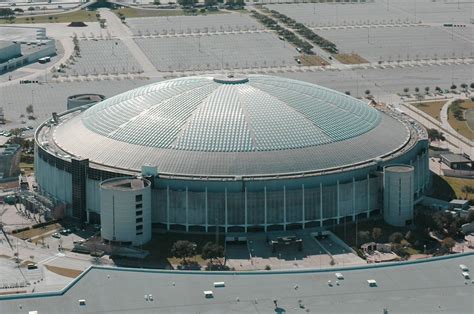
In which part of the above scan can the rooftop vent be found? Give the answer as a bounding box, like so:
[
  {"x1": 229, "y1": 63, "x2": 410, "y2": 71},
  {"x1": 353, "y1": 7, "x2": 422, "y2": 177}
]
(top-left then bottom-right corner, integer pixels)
[{"x1": 213, "y1": 74, "x2": 248, "y2": 84}]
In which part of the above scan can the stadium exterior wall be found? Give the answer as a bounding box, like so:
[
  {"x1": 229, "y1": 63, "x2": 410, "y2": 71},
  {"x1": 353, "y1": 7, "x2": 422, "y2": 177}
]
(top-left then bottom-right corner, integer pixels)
[{"x1": 34, "y1": 139, "x2": 429, "y2": 233}]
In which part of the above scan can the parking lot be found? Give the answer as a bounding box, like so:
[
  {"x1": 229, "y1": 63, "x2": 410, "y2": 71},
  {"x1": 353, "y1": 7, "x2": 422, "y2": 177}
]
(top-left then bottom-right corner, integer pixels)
[
  {"x1": 135, "y1": 32, "x2": 298, "y2": 71},
  {"x1": 317, "y1": 25, "x2": 473, "y2": 62},
  {"x1": 59, "y1": 39, "x2": 143, "y2": 76},
  {"x1": 127, "y1": 13, "x2": 263, "y2": 36},
  {"x1": 265, "y1": 1, "x2": 474, "y2": 26}
]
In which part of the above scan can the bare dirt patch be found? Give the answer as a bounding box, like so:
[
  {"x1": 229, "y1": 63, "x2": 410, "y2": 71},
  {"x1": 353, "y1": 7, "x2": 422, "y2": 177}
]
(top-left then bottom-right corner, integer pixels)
[
  {"x1": 298, "y1": 54, "x2": 329, "y2": 66},
  {"x1": 44, "y1": 265, "x2": 82, "y2": 278},
  {"x1": 333, "y1": 53, "x2": 369, "y2": 64},
  {"x1": 412, "y1": 100, "x2": 447, "y2": 121},
  {"x1": 13, "y1": 223, "x2": 61, "y2": 240}
]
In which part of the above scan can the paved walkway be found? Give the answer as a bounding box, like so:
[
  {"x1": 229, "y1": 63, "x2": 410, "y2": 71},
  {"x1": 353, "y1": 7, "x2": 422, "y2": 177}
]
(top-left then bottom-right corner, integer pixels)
[
  {"x1": 401, "y1": 99, "x2": 474, "y2": 159},
  {"x1": 99, "y1": 8, "x2": 160, "y2": 78}
]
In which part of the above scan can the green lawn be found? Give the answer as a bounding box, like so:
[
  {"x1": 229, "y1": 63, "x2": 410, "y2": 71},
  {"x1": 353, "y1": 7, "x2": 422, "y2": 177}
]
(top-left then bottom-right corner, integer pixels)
[
  {"x1": 447, "y1": 100, "x2": 474, "y2": 140},
  {"x1": 113, "y1": 7, "x2": 227, "y2": 19},
  {"x1": 113, "y1": 8, "x2": 185, "y2": 18},
  {"x1": 0, "y1": 10, "x2": 100, "y2": 24},
  {"x1": 442, "y1": 176, "x2": 474, "y2": 200}
]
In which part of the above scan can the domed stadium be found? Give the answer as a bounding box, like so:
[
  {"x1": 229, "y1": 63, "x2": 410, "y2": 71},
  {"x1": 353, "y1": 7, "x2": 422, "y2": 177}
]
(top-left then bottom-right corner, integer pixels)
[{"x1": 35, "y1": 74, "x2": 429, "y2": 243}]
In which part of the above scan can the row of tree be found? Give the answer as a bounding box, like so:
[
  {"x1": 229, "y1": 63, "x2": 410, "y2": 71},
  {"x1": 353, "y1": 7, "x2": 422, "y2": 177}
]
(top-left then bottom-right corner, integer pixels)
[
  {"x1": 171, "y1": 240, "x2": 224, "y2": 266},
  {"x1": 404, "y1": 83, "x2": 474, "y2": 95},
  {"x1": 427, "y1": 128, "x2": 446, "y2": 142},
  {"x1": 251, "y1": 11, "x2": 314, "y2": 54},
  {"x1": 449, "y1": 100, "x2": 466, "y2": 121},
  {"x1": 269, "y1": 10, "x2": 338, "y2": 54},
  {"x1": 177, "y1": 0, "x2": 244, "y2": 7}
]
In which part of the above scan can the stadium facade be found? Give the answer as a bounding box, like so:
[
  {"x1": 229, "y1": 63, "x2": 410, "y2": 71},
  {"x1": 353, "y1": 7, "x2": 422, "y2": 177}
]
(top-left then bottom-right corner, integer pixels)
[{"x1": 34, "y1": 75, "x2": 429, "y2": 244}]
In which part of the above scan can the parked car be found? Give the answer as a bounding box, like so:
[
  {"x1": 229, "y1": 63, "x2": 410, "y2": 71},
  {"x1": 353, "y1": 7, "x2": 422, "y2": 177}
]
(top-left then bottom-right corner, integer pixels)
[
  {"x1": 52, "y1": 232, "x2": 61, "y2": 239},
  {"x1": 27, "y1": 263, "x2": 38, "y2": 270}
]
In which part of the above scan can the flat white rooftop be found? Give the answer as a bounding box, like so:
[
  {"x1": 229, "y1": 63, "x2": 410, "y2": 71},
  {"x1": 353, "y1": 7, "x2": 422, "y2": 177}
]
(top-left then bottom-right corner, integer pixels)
[{"x1": 0, "y1": 253, "x2": 472, "y2": 313}]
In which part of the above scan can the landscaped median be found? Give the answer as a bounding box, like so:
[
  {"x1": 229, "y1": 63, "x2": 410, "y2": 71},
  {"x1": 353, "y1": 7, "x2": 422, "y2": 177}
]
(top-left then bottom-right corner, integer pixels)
[
  {"x1": 412, "y1": 100, "x2": 447, "y2": 121},
  {"x1": 447, "y1": 99, "x2": 474, "y2": 140},
  {"x1": 0, "y1": 10, "x2": 100, "y2": 24}
]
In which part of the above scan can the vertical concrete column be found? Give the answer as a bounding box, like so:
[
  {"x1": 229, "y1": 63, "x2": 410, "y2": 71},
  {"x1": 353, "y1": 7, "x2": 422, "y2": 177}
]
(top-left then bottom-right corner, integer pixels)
[
  {"x1": 302, "y1": 184, "x2": 305, "y2": 229},
  {"x1": 224, "y1": 188, "x2": 228, "y2": 233},
  {"x1": 283, "y1": 185, "x2": 287, "y2": 231},
  {"x1": 244, "y1": 186, "x2": 248, "y2": 233},
  {"x1": 336, "y1": 180, "x2": 340, "y2": 224},
  {"x1": 264, "y1": 186, "x2": 267, "y2": 232},
  {"x1": 352, "y1": 177, "x2": 356, "y2": 221},
  {"x1": 205, "y1": 187, "x2": 208, "y2": 232},
  {"x1": 319, "y1": 183, "x2": 323, "y2": 227},
  {"x1": 185, "y1": 187, "x2": 189, "y2": 232},
  {"x1": 166, "y1": 185, "x2": 170, "y2": 231},
  {"x1": 367, "y1": 174, "x2": 371, "y2": 218},
  {"x1": 416, "y1": 155, "x2": 421, "y2": 194}
]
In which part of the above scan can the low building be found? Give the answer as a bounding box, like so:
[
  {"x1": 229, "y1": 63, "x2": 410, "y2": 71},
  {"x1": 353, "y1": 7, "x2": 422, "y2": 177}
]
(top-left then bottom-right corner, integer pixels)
[
  {"x1": 0, "y1": 33, "x2": 56, "y2": 74},
  {"x1": 0, "y1": 144, "x2": 21, "y2": 180},
  {"x1": 450, "y1": 199, "x2": 470, "y2": 211},
  {"x1": 0, "y1": 41, "x2": 21, "y2": 63},
  {"x1": 0, "y1": 253, "x2": 472, "y2": 313},
  {"x1": 440, "y1": 153, "x2": 473, "y2": 170}
]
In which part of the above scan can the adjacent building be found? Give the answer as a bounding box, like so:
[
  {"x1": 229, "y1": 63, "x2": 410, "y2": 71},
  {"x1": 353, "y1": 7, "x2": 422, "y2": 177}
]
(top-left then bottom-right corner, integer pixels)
[
  {"x1": 0, "y1": 26, "x2": 56, "y2": 74},
  {"x1": 0, "y1": 144, "x2": 21, "y2": 180}
]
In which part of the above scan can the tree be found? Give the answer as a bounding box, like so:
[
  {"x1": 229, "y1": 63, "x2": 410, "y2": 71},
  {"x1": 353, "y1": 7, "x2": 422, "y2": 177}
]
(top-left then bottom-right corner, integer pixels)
[
  {"x1": 450, "y1": 84, "x2": 457, "y2": 91},
  {"x1": 460, "y1": 83, "x2": 468, "y2": 91},
  {"x1": 389, "y1": 232, "x2": 404, "y2": 244},
  {"x1": 405, "y1": 230, "x2": 416, "y2": 244},
  {"x1": 26, "y1": 104, "x2": 34, "y2": 116},
  {"x1": 461, "y1": 185, "x2": 473, "y2": 199},
  {"x1": 178, "y1": 0, "x2": 197, "y2": 7},
  {"x1": 424, "y1": 86, "x2": 430, "y2": 94},
  {"x1": 10, "y1": 128, "x2": 22, "y2": 137},
  {"x1": 403, "y1": 87, "x2": 409, "y2": 94},
  {"x1": 0, "y1": 8, "x2": 14, "y2": 17},
  {"x1": 205, "y1": 0, "x2": 217, "y2": 6},
  {"x1": 153, "y1": 0, "x2": 161, "y2": 4},
  {"x1": 372, "y1": 227, "x2": 382, "y2": 242},
  {"x1": 201, "y1": 242, "x2": 224, "y2": 265},
  {"x1": 441, "y1": 237, "x2": 455, "y2": 253},
  {"x1": 466, "y1": 210, "x2": 474, "y2": 223},
  {"x1": 414, "y1": 87, "x2": 420, "y2": 94},
  {"x1": 358, "y1": 230, "x2": 371, "y2": 244},
  {"x1": 344, "y1": 91, "x2": 351, "y2": 95},
  {"x1": 365, "y1": 89, "x2": 371, "y2": 96},
  {"x1": 470, "y1": 82, "x2": 474, "y2": 90},
  {"x1": 427, "y1": 128, "x2": 446, "y2": 142},
  {"x1": 171, "y1": 240, "x2": 196, "y2": 264},
  {"x1": 28, "y1": 6, "x2": 35, "y2": 11}
]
